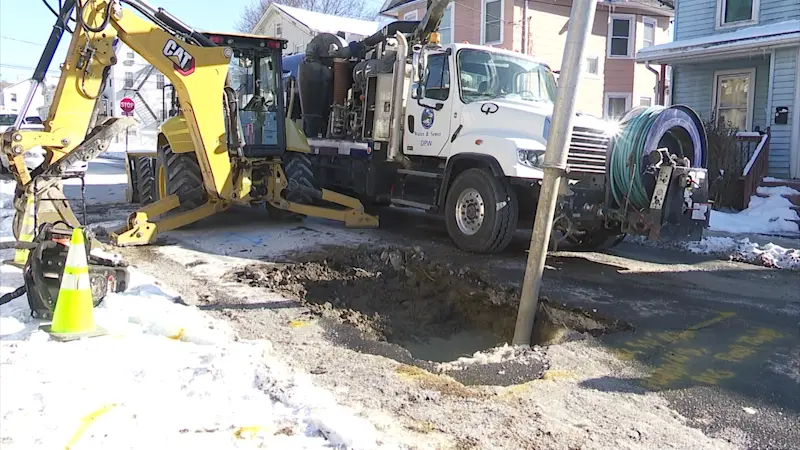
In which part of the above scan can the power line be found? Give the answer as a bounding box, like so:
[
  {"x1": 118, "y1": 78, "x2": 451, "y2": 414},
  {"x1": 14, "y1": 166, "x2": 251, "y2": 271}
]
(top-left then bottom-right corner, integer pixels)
[
  {"x1": 0, "y1": 63, "x2": 59, "y2": 74},
  {"x1": 0, "y1": 36, "x2": 47, "y2": 47}
]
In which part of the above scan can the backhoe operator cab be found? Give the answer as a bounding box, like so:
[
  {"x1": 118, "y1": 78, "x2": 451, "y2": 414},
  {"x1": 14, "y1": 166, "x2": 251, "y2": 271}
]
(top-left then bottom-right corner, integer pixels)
[{"x1": 129, "y1": 32, "x2": 291, "y2": 204}]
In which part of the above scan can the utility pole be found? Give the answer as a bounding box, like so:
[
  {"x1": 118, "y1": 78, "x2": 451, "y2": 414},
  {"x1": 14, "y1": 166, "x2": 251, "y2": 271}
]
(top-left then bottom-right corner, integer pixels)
[{"x1": 512, "y1": 0, "x2": 598, "y2": 346}]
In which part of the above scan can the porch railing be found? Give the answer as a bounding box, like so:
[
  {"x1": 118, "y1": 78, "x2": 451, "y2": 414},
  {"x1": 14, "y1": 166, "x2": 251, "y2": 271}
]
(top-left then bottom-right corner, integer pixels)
[{"x1": 739, "y1": 129, "x2": 771, "y2": 209}]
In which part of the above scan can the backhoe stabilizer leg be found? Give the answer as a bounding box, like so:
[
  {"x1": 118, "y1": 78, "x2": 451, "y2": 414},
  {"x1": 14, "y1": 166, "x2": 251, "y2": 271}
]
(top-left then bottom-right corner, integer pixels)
[
  {"x1": 269, "y1": 189, "x2": 379, "y2": 228},
  {"x1": 269, "y1": 164, "x2": 379, "y2": 228},
  {"x1": 111, "y1": 195, "x2": 227, "y2": 246}
]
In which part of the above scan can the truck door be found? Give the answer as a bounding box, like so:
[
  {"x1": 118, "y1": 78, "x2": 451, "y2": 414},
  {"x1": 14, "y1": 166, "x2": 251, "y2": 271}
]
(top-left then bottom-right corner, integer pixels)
[{"x1": 405, "y1": 52, "x2": 453, "y2": 157}]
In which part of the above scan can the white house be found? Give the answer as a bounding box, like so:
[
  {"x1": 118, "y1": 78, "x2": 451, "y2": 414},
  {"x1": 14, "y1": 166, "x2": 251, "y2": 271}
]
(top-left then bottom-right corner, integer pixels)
[
  {"x1": 0, "y1": 79, "x2": 47, "y2": 117},
  {"x1": 251, "y1": 4, "x2": 383, "y2": 55}
]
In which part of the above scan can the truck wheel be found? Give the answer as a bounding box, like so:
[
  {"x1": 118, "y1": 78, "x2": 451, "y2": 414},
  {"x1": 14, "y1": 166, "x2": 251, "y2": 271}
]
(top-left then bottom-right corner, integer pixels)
[
  {"x1": 267, "y1": 152, "x2": 317, "y2": 221},
  {"x1": 445, "y1": 168, "x2": 518, "y2": 254},
  {"x1": 135, "y1": 156, "x2": 157, "y2": 205},
  {"x1": 157, "y1": 145, "x2": 204, "y2": 213}
]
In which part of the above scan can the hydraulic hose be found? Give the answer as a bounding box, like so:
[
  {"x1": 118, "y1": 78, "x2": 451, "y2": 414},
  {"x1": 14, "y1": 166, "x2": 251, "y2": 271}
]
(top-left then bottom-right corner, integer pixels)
[{"x1": 607, "y1": 105, "x2": 708, "y2": 210}]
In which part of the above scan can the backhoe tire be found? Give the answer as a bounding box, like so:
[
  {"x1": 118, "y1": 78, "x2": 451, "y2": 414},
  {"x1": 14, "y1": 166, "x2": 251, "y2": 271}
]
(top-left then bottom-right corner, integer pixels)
[
  {"x1": 135, "y1": 156, "x2": 157, "y2": 206},
  {"x1": 444, "y1": 168, "x2": 518, "y2": 254},
  {"x1": 267, "y1": 152, "x2": 318, "y2": 222},
  {"x1": 157, "y1": 145, "x2": 204, "y2": 214}
]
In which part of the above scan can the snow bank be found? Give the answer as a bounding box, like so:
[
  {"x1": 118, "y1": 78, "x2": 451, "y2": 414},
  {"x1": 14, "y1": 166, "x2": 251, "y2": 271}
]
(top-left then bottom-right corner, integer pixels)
[
  {"x1": 685, "y1": 237, "x2": 800, "y2": 270},
  {"x1": 0, "y1": 179, "x2": 393, "y2": 449},
  {"x1": 710, "y1": 186, "x2": 800, "y2": 236},
  {"x1": 435, "y1": 344, "x2": 547, "y2": 372}
]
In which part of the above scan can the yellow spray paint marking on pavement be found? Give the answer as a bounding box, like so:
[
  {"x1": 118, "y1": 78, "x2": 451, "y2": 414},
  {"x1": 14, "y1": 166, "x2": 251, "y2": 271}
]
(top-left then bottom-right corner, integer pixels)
[
  {"x1": 289, "y1": 320, "x2": 307, "y2": 328},
  {"x1": 643, "y1": 347, "x2": 709, "y2": 389},
  {"x1": 168, "y1": 327, "x2": 185, "y2": 340},
  {"x1": 714, "y1": 328, "x2": 783, "y2": 363},
  {"x1": 65, "y1": 403, "x2": 118, "y2": 449},
  {"x1": 234, "y1": 426, "x2": 264, "y2": 439},
  {"x1": 615, "y1": 312, "x2": 738, "y2": 389}
]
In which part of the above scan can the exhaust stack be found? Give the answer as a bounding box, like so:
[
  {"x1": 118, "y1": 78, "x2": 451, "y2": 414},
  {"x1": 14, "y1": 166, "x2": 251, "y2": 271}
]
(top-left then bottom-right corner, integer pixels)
[{"x1": 387, "y1": 31, "x2": 408, "y2": 163}]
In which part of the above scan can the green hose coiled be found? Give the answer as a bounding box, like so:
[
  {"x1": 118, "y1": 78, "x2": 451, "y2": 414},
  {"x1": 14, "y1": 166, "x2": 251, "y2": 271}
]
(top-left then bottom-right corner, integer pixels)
[{"x1": 608, "y1": 106, "x2": 664, "y2": 210}]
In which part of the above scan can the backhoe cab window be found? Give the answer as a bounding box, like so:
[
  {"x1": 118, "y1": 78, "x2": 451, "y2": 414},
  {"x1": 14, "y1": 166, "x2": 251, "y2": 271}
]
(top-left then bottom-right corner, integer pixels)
[
  {"x1": 230, "y1": 52, "x2": 280, "y2": 147},
  {"x1": 457, "y1": 49, "x2": 556, "y2": 104}
]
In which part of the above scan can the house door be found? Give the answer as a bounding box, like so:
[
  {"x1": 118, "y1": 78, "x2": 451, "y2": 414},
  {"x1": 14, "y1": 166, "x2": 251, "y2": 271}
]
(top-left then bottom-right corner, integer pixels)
[{"x1": 713, "y1": 69, "x2": 755, "y2": 132}]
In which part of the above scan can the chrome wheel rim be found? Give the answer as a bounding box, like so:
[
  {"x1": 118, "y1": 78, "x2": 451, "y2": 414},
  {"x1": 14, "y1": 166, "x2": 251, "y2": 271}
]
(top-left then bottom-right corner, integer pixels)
[{"x1": 455, "y1": 188, "x2": 485, "y2": 236}]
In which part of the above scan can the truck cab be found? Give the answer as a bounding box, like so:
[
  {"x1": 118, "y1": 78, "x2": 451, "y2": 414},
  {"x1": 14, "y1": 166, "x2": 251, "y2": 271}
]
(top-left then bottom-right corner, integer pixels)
[{"x1": 406, "y1": 43, "x2": 615, "y2": 180}]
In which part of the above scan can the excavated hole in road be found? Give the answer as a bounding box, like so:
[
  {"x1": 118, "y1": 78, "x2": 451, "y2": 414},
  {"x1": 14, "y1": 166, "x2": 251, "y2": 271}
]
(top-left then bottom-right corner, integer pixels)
[{"x1": 231, "y1": 245, "x2": 632, "y2": 364}]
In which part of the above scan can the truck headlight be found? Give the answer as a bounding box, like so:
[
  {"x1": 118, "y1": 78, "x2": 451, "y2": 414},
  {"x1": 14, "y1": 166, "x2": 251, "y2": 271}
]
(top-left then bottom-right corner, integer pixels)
[
  {"x1": 517, "y1": 149, "x2": 545, "y2": 168},
  {"x1": 543, "y1": 116, "x2": 551, "y2": 140}
]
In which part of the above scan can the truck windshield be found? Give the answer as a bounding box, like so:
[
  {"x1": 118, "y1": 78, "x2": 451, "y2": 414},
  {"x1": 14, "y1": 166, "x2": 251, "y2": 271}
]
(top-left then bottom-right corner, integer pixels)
[
  {"x1": 0, "y1": 114, "x2": 16, "y2": 126},
  {"x1": 457, "y1": 49, "x2": 556, "y2": 104}
]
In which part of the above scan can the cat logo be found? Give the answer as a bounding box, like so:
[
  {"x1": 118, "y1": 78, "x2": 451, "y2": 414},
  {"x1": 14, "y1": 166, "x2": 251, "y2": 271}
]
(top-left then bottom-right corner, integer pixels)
[{"x1": 162, "y1": 39, "x2": 195, "y2": 76}]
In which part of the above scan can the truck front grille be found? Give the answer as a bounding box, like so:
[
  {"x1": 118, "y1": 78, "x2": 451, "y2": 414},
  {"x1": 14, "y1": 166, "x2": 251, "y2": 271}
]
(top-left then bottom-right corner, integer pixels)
[{"x1": 567, "y1": 126, "x2": 611, "y2": 174}]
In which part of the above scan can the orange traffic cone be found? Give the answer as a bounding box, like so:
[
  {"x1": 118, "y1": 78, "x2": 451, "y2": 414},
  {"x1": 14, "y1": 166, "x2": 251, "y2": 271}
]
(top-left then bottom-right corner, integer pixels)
[
  {"x1": 40, "y1": 228, "x2": 107, "y2": 341},
  {"x1": 13, "y1": 195, "x2": 35, "y2": 266}
]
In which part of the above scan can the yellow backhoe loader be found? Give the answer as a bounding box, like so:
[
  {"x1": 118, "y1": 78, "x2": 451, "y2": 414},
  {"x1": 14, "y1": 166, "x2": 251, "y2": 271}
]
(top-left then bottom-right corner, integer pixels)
[{"x1": 1, "y1": 0, "x2": 379, "y2": 250}]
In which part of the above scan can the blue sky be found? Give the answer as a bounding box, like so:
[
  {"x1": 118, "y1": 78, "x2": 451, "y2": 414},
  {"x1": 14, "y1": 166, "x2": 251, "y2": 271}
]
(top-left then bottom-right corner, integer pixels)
[{"x1": 0, "y1": 0, "x2": 257, "y2": 82}]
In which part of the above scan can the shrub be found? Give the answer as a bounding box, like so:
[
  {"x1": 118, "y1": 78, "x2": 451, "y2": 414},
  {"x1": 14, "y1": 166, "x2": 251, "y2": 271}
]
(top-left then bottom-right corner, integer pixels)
[{"x1": 704, "y1": 115, "x2": 746, "y2": 210}]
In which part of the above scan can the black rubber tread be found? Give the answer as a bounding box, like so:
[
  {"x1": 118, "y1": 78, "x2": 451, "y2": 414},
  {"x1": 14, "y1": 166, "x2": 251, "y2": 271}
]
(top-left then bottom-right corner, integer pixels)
[
  {"x1": 444, "y1": 168, "x2": 519, "y2": 254},
  {"x1": 135, "y1": 156, "x2": 157, "y2": 206},
  {"x1": 128, "y1": 156, "x2": 140, "y2": 204},
  {"x1": 158, "y1": 145, "x2": 204, "y2": 213},
  {"x1": 267, "y1": 152, "x2": 318, "y2": 221}
]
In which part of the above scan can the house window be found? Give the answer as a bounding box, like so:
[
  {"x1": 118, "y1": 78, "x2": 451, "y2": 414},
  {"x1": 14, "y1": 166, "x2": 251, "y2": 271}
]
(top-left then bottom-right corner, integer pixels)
[
  {"x1": 439, "y1": 6, "x2": 453, "y2": 45},
  {"x1": 10, "y1": 93, "x2": 17, "y2": 102},
  {"x1": 275, "y1": 22, "x2": 282, "y2": 36},
  {"x1": 124, "y1": 72, "x2": 134, "y2": 88},
  {"x1": 718, "y1": 0, "x2": 759, "y2": 27},
  {"x1": 642, "y1": 17, "x2": 657, "y2": 48},
  {"x1": 713, "y1": 69, "x2": 755, "y2": 132},
  {"x1": 608, "y1": 14, "x2": 634, "y2": 58},
  {"x1": 640, "y1": 97, "x2": 652, "y2": 107},
  {"x1": 295, "y1": 44, "x2": 303, "y2": 54},
  {"x1": 483, "y1": 0, "x2": 502, "y2": 44},
  {"x1": 604, "y1": 93, "x2": 631, "y2": 119},
  {"x1": 423, "y1": 53, "x2": 450, "y2": 101},
  {"x1": 585, "y1": 55, "x2": 600, "y2": 76},
  {"x1": 156, "y1": 74, "x2": 165, "y2": 89},
  {"x1": 403, "y1": 10, "x2": 418, "y2": 21},
  {"x1": 127, "y1": 51, "x2": 134, "y2": 59}
]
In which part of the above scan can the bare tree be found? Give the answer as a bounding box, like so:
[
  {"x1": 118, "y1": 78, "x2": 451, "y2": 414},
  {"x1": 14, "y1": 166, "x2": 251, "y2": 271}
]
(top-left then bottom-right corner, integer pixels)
[{"x1": 236, "y1": 0, "x2": 380, "y2": 33}]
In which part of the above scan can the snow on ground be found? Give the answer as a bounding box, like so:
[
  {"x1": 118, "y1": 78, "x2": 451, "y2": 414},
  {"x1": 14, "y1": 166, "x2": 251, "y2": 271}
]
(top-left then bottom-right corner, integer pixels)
[
  {"x1": 629, "y1": 185, "x2": 800, "y2": 270},
  {"x1": 0, "y1": 179, "x2": 395, "y2": 450},
  {"x1": 685, "y1": 236, "x2": 800, "y2": 270},
  {"x1": 709, "y1": 186, "x2": 800, "y2": 236}
]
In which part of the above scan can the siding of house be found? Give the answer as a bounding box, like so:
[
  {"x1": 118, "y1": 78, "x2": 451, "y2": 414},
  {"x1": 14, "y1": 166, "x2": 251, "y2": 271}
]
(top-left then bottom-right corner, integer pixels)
[
  {"x1": 769, "y1": 49, "x2": 798, "y2": 177},
  {"x1": 395, "y1": 0, "x2": 515, "y2": 48},
  {"x1": 672, "y1": 56, "x2": 770, "y2": 128},
  {"x1": 632, "y1": 16, "x2": 671, "y2": 106},
  {"x1": 255, "y1": 9, "x2": 313, "y2": 54},
  {"x1": 675, "y1": 0, "x2": 800, "y2": 40},
  {"x1": 525, "y1": 0, "x2": 609, "y2": 117}
]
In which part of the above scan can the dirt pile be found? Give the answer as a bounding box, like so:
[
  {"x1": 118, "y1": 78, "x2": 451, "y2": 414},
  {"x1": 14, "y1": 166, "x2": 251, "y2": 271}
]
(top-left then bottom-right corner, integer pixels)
[{"x1": 230, "y1": 245, "x2": 630, "y2": 350}]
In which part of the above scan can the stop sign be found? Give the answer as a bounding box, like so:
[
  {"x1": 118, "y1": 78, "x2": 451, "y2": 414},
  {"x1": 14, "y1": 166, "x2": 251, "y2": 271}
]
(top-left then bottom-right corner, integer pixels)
[{"x1": 120, "y1": 97, "x2": 135, "y2": 114}]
